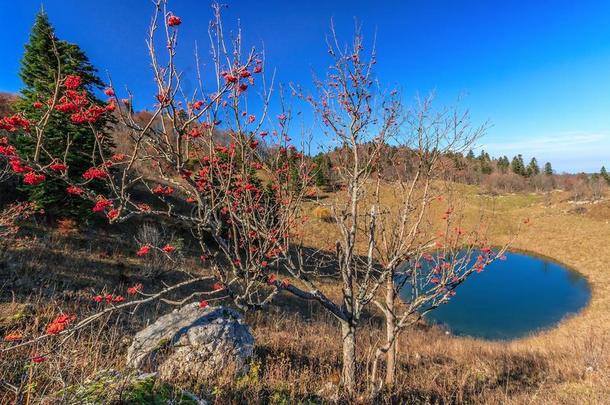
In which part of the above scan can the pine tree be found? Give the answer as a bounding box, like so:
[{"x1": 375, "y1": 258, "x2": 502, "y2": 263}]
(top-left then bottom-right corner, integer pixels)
[
  {"x1": 526, "y1": 157, "x2": 540, "y2": 177},
  {"x1": 313, "y1": 153, "x2": 332, "y2": 188},
  {"x1": 601, "y1": 166, "x2": 610, "y2": 185},
  {"x1": 466, "y1": 149, "x2": 475, "y2": 160},
  {"x1": 544, "y1": 162, "x2": 553, "y2": 176},
  {"x1": 511, "y1": 154, "x2": 525, "y2": 176},
  {"x1": 14, "y1": 10, "x2": 113, "y2": 218},
  {"x1": 497, "y1": 156, "x2": 509, "y2": 174}
]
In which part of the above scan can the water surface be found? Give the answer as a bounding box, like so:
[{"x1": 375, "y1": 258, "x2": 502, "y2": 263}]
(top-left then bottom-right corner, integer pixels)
[{"x1": 399, "y1": 251, "x2": 591, "y2": 340}]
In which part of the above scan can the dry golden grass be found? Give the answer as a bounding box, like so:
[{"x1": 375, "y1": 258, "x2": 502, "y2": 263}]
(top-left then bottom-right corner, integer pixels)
[
  {"x1": 1, "y1": 184, "x2": 609, "y2": 403},
  {"x1": 297, "y1": 182, "x2": 610, "y2": 403},
  {"x1": 311, "y1": 206, "x2": 334, "y2": 222}
]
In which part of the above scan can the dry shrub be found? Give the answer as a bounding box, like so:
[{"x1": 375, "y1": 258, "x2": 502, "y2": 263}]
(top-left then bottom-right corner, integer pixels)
[
  {"x1": 0, "y1": 92, "x2": 18, "y2": 118},
  {"x1": 0, "y1": 295, "x2": 132, "y2": 404},
  {"x1": 482, "y1": 173, "x2": 527, "y2": 194},
  {"x1": 558, "y1": 174, "x2": 607, "y2": 202},
  {"x1": 529, "y1": 173, "x2": 555, "y2": 192},
  {"x1": 55, "y1": 218, "x2": 78, "y2": 238},
  {"x1": 311, "y1": 206, "x2": 333, "y2": 222},
  {"x1": 0, "y1": 201, "x2": 38, "y2": 262}
]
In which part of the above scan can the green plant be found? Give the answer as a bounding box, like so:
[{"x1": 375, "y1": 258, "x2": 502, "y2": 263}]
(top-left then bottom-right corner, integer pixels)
[{"x1": 13, "y1": 10, "x2": 113, "y2": 218}]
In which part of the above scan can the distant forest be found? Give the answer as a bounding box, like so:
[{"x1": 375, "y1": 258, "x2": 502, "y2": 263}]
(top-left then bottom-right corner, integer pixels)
[
  {"x1": 1, "y1": 91, "x2": 608, "y2": 201},
  {"x1": 313, "y1": 144, "x2": 609, "y2": 200}
]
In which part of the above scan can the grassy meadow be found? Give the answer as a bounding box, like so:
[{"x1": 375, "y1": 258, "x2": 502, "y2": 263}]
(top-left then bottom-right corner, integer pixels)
[{"x1": 1, "y1": 184, "x2": 609, "y2": 404}]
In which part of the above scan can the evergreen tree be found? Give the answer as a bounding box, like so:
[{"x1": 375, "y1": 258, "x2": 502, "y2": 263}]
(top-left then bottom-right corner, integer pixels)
[
  {"x1": 478, "y1": 150, "x2": 493, "y2": 174},
  {"x1": 497, "y1": 156, "x2": 509, "y2": 174},
  {"x1": 14, "y1": 10, "x2": 113, "y2": 218},
  {"x1": 451, "y1": 153, "x2": 466, "y2": 170},
  {"x1": 526, "y1": 157, "x2": 540, "y2": 177},
  {"x1": 544, "y1": 162, "x2": 553, "y2": 176},
  {"x1": 511, "y1": 154, "x2": 525, "y2": 176},
  {"x1": 312, "y1": 153, "x2": 332, "y2": 188},
  {"x1": 288, "y1": 159, "x2": 302, "y2": 192},
  {"x1": 480, "y1": 163, "x2": 493, "y2": 175},
  {"x1": 601, "y1": 166, "x2": 610, "y2": 184},
  {"x1": 466, "y1": 149, "x2": 475, "y2": 160},
  {"x1": 275, "y1": 150, "x2": 302, "y2": 193}
]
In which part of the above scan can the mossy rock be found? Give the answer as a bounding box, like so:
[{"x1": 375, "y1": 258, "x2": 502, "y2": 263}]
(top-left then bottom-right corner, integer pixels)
[{"x1": 48, "y1": 370, "x2": 204, "y2": 404}]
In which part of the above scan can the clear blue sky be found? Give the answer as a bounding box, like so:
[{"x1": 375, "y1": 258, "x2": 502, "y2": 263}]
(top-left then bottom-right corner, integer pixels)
[{"x1": 1, "y1": 0, "x2": 609, "y2": 173}]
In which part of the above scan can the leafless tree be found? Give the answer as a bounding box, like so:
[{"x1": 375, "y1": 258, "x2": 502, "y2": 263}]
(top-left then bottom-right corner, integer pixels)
[{"x1": 282, "y1": 26, "x2": 513, "y2": 395}]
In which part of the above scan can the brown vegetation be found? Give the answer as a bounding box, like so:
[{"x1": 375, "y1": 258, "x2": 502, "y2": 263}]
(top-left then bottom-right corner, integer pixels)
[
  {"x1": 1, "y1": 186, "x2": 609, "y2": 403},
  {"x1": 0, "y1": 92, "x2": 18, "y2": 118}
]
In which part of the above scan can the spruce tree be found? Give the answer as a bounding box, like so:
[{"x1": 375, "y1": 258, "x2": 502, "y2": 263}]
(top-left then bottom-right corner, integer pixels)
[
  {"x1": 511, "y1": 154, "x2": 525, "y2": 176},
  {"x1": 601, "y1": 166, "x2": 610, "y2": 184},
  {"x1": 14, "y1": 10, "x2": 112, "y2": 218},
  {"x1": 544, "y1": 162, "x2": 553, "y2": 176},
  {"x1": 497, "y1": 156, "x2": 509, "y2": 174},
  {"x1": 527, "y1": 157, "x2": 540, "y2": 177},
  {"x1": 479, "y1": 151, "x2": 493, "y2": 174},
  {"x1": 313, "y1": 153, "x2": 332, "y2": 188}
]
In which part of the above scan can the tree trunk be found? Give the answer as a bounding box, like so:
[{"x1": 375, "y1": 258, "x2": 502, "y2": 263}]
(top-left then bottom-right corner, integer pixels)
[
  {"x1": 385, "y1": 277, "x2": 397, "y2": 387},
  {"x1": 341, "y1": 320, "x2": 357, "y2": 394},
  {"x1": 385, "y1": 328, "x2": 397, "y2": 387}
]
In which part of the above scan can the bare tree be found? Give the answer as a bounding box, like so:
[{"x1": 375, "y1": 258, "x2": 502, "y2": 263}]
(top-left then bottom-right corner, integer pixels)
[{"x1": 283, "y1": 26, "x2": 513, "y2": 395}]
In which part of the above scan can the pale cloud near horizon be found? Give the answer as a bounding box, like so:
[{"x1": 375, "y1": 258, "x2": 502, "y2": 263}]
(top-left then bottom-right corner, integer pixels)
[{"x1": 479, "y1": 132, "x2": 609, "y2": 173}]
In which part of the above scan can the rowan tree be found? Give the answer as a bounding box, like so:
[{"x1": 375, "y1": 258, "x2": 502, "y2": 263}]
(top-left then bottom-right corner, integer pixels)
[
  {"x1": 1, "y1": 0, "x2": 313, "y2": 365},
  {"x1": 286, "y1": 27, "x2": 509, "y2": 395}
]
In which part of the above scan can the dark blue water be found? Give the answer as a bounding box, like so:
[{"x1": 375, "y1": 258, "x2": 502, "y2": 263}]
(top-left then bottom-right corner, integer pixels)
[{"x1": 399, "y1": 251, "x2": 591, "y2": 340}]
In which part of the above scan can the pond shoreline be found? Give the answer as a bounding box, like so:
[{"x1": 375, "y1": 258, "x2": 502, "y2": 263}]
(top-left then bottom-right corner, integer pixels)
[{"x1": 400, "y1": 248, "x2": 591, "y2": 342}]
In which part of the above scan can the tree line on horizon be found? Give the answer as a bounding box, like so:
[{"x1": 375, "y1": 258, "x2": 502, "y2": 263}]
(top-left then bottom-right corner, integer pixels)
[
  {"x1": 307, "y1": 144, "x2": 609, "y2": 196},
  {"x1": 3, "y1": 84, "x2": 609, "y2": 202}
]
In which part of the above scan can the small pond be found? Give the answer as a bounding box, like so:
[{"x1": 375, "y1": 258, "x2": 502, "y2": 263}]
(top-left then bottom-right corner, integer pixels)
[{"x1": 399, "y1": 251, "x2": 591, "y2": 340}]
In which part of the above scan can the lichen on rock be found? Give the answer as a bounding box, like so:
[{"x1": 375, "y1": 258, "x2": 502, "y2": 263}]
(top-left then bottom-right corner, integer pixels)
[{"x1": 127, "y1": 304, "x2": 255, "y2": 385}]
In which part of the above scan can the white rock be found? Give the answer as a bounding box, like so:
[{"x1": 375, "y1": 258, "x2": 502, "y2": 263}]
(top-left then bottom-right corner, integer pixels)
[{"x1": 127, "y1": 304, "x2": 254, "y2": 382}]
